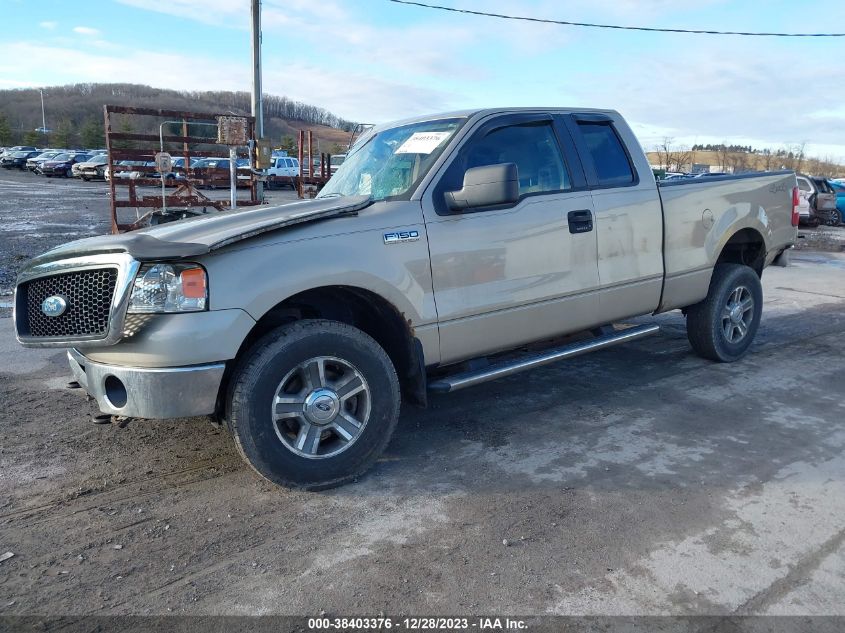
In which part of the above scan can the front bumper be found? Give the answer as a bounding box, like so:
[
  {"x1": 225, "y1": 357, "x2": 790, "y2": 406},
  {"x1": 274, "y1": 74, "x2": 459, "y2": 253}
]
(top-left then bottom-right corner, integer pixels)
[{"x1": 68, "y1": 349, "x2": 225, "y2": 419}]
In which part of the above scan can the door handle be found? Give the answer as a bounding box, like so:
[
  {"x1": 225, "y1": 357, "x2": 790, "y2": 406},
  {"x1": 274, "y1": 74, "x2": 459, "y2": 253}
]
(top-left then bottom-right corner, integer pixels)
[{"x1": 567, "y1": 209, "x2": 593, "y2": 234}]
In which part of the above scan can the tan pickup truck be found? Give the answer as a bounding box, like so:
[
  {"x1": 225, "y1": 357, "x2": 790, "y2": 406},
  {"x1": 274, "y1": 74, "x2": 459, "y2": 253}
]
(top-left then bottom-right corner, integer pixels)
[{"x1": 14, "y1": 108, "x2": 799, "y2": 489}]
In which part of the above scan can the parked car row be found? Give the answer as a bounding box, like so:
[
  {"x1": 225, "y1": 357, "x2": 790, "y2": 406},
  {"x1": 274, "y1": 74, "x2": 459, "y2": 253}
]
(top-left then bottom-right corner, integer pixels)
[
  {"x1": 2, "y1": 146, "x2": 347, "y2": 191},
  {"x1": 660, "y1": 171, "x2": 728, "y2": 181},
  {"x1": 796, "y1": 174, "x2": 842, "y2": 227},
  {"x1": 0, "y1": 147, "x2": 108, "y2": 179}
]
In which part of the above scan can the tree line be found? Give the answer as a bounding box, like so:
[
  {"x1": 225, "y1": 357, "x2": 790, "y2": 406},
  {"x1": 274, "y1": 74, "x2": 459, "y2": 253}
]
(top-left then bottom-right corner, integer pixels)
[
  {"x1": 653, "y1": 137, "x2": 844, "y2": 178},
  {"x1": 0, "y1": 83, "x2": 355, "y2": 149}
]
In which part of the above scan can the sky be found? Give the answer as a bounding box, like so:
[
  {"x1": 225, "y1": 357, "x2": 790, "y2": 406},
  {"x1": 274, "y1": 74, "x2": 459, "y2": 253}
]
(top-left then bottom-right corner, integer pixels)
[{"x1": 1, "y1": 0, "x2": 844, "y2": 160}]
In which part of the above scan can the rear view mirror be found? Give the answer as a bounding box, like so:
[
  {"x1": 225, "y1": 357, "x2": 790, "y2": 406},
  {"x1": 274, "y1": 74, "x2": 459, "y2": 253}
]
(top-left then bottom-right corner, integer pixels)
[{"x1": 445, "y1": 163, "x2": 519, "y2": 211}]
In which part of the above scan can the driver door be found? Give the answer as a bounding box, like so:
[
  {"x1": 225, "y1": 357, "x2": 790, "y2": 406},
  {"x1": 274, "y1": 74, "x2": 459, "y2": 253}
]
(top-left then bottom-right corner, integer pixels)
[{"x1": 422, "y1": 114, "x2": 601, "y2": 365}]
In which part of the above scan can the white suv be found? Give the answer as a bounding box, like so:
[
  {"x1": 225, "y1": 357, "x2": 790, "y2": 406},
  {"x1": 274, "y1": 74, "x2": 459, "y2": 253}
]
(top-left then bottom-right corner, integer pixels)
[{"x1": 267, "y1": 156, "x2": 300, "y2": 189}]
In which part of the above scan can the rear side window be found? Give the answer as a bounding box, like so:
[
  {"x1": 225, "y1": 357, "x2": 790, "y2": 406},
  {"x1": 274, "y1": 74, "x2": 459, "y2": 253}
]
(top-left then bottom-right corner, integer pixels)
[
  {"x1": 797, "y1": 178, "x2": 812, "y2": 192},
  {"x1": 576, "y1": 122, "x2": 634, "y2": 186}
]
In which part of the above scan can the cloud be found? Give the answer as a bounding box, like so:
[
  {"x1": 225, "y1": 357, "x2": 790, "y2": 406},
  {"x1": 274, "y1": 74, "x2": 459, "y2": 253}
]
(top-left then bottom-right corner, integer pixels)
[
  {"x1": 115, "y1": 0, "x2": 247, "y2": 27},
  {"x1": 39, "y1": 21, "x2": 58, "y2": 30},
  {"x1": 73, "y1": 26, "x2": 101, "y2": 36},
  {"x1": 0, "y1": 41, "x2": 451, "y2": 123},
  {"x1": 10, "y1": 0, "x2": 845, "y2": 160},
  {"x1": 563, "y1": 38, "x2": 845, "y2": 160},
  {"x1": 262, "y1": 65, "x2": 451, "y2": 122}
]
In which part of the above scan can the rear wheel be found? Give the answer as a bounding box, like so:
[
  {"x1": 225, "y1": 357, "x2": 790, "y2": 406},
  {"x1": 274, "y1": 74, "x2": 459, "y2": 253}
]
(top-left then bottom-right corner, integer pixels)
[
  {"x1": 686, "y1": 264, "x2": 763, "y2": 362},
  {"x1": 226, "y1": 319, "x2": 400, "y2": 490}
]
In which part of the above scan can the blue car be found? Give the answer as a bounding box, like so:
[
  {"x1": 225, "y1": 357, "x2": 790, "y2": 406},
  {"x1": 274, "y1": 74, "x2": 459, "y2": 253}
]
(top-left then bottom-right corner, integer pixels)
[{"x1": 829, "y1": 180, "x2": 845, "y2": 225}]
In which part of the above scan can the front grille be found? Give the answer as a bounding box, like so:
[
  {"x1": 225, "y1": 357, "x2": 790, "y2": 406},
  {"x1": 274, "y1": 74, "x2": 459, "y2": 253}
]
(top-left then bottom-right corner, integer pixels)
[{"x1": 22, "y1": 268, "x2": 118, "y2": 338}]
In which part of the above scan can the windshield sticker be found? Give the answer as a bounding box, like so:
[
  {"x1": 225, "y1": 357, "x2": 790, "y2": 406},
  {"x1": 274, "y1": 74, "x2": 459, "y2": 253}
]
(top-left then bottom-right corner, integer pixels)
[{"x1": 395, "y1": 131, "x2": 452, "y2": 155}]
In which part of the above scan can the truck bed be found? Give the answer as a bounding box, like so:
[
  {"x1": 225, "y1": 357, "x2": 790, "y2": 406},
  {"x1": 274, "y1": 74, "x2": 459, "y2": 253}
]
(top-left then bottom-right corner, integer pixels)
[{"x1": 656, "y1": 171, "x2": 797, "y2": 312}]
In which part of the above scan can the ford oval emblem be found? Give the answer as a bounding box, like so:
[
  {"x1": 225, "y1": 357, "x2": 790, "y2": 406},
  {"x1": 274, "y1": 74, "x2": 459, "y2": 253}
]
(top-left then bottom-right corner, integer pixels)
[{"x1": 41, "y1": 295, "x2": 68, "y2": 318}]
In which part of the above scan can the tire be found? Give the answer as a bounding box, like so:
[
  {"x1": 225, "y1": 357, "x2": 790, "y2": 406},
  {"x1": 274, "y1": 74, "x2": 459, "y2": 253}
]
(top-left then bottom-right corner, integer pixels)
[
  {"x1": 834, "y1": 209, "x2": 843, "y2": 226},
  {"x1": 226, "y1": 319, "x2": 400, "y2": 490},
  {"x1": 686, "y1": 264, "x2": 763, "y2": 362},
  {"x1": 65, "y1": 168, "x2": 73, "y2": 178}
]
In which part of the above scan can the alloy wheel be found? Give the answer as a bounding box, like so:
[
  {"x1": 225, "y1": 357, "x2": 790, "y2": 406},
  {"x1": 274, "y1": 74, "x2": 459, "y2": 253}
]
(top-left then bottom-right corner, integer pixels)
[
  {"x1": 270, "y1": 356, "x2": 371, "y2": 459},
  {"x1": 721, "y1": 286, "x2": 754, "y2": 343}
]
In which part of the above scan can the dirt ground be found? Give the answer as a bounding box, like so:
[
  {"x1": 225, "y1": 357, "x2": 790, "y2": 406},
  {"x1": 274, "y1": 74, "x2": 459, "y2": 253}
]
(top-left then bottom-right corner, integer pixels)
[{"x1": 0, "y1": 168, "x2": 844, "y2": 618}]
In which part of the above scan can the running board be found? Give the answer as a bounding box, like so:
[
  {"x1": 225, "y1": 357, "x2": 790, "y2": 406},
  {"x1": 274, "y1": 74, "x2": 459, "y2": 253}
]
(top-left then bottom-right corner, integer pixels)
[{"x1": 428, "y1": 324, "x2": 660, "y2": 393}]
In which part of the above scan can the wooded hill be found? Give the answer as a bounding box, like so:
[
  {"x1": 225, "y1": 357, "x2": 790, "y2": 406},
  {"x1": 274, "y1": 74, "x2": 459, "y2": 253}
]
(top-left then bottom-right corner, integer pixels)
[{"x1": 0, "y1": 83, "x2": 354, "y2": 151}]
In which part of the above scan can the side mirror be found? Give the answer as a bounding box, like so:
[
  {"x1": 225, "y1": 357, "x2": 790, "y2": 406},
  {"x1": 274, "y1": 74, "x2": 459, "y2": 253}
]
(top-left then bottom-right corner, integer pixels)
[{"x1": 445, "y1": 163, "x2": 519, "y2": 211}]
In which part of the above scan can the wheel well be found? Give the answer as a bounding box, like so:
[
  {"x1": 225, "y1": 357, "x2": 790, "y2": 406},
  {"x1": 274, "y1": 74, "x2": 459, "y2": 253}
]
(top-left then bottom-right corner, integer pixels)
[
  {"x1": 220, "y1": 286, "x2": 426, "y2": 414},
  {"x1": 716, "y1": 229, "x2": 766, "y2": 276}
]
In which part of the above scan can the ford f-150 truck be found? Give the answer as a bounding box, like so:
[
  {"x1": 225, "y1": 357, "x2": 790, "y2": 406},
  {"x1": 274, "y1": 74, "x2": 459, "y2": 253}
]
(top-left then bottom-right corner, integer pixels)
[{"x1": 14, "y1": 108, "x2": 799, "y2": 489}]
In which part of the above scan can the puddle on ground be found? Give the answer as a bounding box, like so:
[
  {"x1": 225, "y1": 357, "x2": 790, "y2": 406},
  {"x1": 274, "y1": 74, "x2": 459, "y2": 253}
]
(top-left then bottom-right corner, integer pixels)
[{"x1": 792, "y1": 253, "x2": 845, "y2": 270}]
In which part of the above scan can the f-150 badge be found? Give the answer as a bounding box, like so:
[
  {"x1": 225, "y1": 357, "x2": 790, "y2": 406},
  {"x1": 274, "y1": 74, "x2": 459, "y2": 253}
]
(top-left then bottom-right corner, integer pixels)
[{"x1": 383, "y1": 230, "x2": 420, "y2": 245}]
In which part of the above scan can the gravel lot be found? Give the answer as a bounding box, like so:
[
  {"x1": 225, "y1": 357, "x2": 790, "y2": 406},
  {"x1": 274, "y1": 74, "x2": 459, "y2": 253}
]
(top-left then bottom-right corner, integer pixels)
[{"x1": 0, "y1": 169, "x2": 844, "y2": 618}]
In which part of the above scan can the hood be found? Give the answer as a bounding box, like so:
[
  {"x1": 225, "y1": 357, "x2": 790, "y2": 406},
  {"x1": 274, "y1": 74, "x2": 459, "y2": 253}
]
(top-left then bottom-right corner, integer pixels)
[{"x1": 27, "y1": 195, "x2": 371, "y2": 265}]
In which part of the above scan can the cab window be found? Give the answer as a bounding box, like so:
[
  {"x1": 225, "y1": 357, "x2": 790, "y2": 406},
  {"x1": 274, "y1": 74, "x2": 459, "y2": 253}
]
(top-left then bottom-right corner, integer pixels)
[{"x1": 459, "y1": 122, "x2": 571, "y2": 198}]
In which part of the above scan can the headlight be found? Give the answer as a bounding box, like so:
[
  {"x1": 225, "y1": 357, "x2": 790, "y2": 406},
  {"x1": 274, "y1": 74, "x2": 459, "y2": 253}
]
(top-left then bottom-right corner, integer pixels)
[{"x1": 128, "y1": 263, "x2": 207, "y2": 313}]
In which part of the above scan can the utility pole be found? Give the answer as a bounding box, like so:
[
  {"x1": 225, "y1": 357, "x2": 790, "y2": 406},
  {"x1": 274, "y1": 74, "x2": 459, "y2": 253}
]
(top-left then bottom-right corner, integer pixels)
[
  {"x1": 251, "y1": 0, "x2": 264, "y2": 202},
  {"x1": 40, "y1": 90, "x2": 47, "y2": 133},
  {"x1": 36, "y1": 89, "x2": 52, "y2": 139}
]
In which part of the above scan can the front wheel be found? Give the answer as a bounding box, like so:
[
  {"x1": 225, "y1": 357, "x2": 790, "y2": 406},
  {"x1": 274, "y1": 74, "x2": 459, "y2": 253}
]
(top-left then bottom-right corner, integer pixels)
[
  {"x1": 226, "y1": 319, "x2": 400, "y2": 490},
  {"x1": 686, "y1": 264, "x2": 763, "y2": 362}
]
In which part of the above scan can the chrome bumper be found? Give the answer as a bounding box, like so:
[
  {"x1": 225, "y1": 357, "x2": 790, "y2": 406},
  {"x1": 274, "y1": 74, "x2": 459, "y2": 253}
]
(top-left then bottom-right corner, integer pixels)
[{"x1": 68, "y1": 349, "x2": 225, "y2": 419}]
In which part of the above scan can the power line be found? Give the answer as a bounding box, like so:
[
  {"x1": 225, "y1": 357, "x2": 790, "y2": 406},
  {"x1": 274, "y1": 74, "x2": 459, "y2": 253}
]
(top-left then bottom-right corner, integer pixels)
[{"x1": 388, "y1": 0, "x2": 845, "y2": 37}]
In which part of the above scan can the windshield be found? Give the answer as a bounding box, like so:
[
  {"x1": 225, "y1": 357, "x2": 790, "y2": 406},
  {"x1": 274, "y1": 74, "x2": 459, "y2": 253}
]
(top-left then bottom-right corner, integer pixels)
[
  {"x1": 317, "y1": 118, "x2": 464, "y2": 201},
  {"x1": 51, "y1": 153, "x2": 71, "y2": 161},
  {"x1": 13, "y1": 151, "x2": 32, "y2": 158},
  {"x1": 34, "y1": 152, "x2": 57, "y2": 160}
]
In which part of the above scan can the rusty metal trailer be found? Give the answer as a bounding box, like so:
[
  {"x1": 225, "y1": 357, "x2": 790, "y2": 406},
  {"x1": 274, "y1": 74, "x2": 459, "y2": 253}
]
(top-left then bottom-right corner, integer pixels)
[{"x1": 103, "y1": 105, "x2": 261, "y2": 233}]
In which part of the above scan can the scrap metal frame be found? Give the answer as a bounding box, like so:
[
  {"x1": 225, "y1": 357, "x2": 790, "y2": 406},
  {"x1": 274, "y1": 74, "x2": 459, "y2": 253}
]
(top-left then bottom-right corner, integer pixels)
[{"x1": 104, "y1": 105, "x2": 260, "y2": 233}]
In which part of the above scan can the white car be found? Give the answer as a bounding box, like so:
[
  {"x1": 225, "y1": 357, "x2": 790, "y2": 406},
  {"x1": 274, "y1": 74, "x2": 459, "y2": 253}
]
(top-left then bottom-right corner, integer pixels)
[
  {"x1": 796, "y1": 175, "x2": 813, "y2": 222},
  {"x1": 330, "y1": 153, "x2": 346, "y2": 175},
  {"x1": 266, "y1": 156, "x2": 301, "y2": 189},
  {"x1": 104, "y1": 160, "x2": 148, "y2": 182}
]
